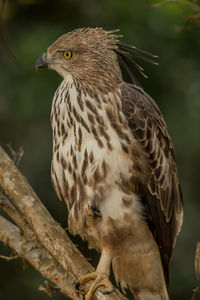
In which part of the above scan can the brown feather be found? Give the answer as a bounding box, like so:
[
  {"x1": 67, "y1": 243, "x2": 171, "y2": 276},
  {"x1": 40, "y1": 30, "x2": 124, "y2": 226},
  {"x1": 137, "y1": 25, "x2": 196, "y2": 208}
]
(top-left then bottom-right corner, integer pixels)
[{"x1": 120, "y1": 83, "x2": 183, "y2": 284}]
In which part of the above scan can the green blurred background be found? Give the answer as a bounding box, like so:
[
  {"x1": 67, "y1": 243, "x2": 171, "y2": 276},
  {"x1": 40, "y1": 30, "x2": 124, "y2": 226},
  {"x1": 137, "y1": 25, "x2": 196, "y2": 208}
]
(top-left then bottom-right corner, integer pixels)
[{"x1": 0, "y1": 0, "x2": 200, "y2": 299}]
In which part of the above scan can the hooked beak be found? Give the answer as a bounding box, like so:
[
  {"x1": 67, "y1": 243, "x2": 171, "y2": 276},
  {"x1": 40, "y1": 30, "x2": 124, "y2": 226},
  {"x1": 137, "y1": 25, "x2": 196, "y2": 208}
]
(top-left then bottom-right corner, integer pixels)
[{"x1": 35, "y1": 53, "x2": 48, "y2": 70}]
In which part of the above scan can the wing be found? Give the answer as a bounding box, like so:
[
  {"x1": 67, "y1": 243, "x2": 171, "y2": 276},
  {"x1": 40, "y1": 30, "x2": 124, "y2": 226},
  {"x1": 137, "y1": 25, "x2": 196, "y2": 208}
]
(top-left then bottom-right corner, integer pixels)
[{"x1": 120, "y1": 83, "x2": 183, "y2": 283}]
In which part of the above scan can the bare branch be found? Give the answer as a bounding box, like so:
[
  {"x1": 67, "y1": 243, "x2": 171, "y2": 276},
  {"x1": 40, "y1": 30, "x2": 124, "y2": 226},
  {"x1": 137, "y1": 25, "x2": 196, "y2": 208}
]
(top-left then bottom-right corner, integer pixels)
[
  {"x1": 195, "y1": 242, "x2": 200, "y2": 281},
  {"x1": 0, "y1": 253, "x2": 20, "y2": 261},
  {"x1": 0, "y1": 193, "x2": 37, "y2": 242},
  {"x1": 0, "y1": 215, "x2": 78, "y2": 299},
  {"x1": 0, "y1": 145, "x2": 127, "y2": 300},
  {"x1": 5, "y1": 143, "x2": 24, "y2": 165}
]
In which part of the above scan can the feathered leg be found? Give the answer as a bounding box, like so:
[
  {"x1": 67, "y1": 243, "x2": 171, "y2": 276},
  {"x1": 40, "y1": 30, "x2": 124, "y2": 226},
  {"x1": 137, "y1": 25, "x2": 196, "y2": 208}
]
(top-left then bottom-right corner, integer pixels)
[
  {"x1": 79, "y1": 249, "x2": 113, "y2": 300},
  {"x1": 112, "y1": 238, "x2": 169, "y2": 300}
]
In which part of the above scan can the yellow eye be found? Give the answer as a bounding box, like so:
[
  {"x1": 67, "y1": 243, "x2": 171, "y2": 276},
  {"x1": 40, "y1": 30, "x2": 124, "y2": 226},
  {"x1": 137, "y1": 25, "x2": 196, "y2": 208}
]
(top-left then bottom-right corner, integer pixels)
[{"x1": 64, "y1": 50, "x2": 72, "y2": 59}]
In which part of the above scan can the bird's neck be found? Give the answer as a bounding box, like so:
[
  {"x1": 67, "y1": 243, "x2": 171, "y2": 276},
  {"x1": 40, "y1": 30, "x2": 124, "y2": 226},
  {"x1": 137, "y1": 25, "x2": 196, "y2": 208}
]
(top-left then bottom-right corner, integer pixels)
[{"x1": 62, "y1": 67, "x2": 123, "y2": 95}]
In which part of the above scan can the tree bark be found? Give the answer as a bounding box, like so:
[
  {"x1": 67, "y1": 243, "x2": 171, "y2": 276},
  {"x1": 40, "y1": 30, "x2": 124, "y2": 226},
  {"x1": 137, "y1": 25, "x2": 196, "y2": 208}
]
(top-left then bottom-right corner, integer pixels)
[{"x1": 0, "y1": 146, "x2": 126, "y2": 300}]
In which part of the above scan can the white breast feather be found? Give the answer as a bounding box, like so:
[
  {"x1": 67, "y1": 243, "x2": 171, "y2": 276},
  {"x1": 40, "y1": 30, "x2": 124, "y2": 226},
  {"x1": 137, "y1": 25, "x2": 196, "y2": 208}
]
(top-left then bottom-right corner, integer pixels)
[{"x1": 51, "y1": 76, "x2": 143, "y2": 229}]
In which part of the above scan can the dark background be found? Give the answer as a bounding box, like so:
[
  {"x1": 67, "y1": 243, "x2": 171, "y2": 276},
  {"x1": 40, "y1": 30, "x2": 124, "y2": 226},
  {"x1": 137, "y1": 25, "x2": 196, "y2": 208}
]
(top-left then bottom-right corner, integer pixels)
[{"x1": 0, "y1": 0, "x2": 200, "y2": 299}]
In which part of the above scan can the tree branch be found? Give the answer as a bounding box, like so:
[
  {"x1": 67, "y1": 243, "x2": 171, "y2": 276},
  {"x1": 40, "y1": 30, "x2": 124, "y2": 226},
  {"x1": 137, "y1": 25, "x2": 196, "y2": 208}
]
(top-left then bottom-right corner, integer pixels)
[
  {"x1": 0, "y1": 214, "x2": 77, "y2": 299},
  {"x1": 0, "y1": 146, "x2": 126, "y2": 300}
]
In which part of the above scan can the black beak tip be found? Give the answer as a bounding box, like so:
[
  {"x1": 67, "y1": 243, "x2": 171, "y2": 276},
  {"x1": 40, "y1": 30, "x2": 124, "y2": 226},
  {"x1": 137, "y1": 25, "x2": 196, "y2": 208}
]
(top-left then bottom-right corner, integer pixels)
[{"x1": 35, "y1": 54, "x2": 48, "y2": 70}]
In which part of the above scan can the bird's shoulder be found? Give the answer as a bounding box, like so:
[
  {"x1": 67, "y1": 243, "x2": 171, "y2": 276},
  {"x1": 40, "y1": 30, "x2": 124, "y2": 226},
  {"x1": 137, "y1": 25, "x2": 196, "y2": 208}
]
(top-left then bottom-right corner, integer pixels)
[{"x1": 120, "y1": 83, "x2": 173, "y2": 147}]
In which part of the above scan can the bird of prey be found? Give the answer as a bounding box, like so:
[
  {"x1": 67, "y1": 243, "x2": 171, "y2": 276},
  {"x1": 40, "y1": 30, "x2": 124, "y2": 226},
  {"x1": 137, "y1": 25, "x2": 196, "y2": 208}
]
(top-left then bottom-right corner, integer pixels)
[{"x1": 36, "y1": 27, "x2": 183, "y2": 300}]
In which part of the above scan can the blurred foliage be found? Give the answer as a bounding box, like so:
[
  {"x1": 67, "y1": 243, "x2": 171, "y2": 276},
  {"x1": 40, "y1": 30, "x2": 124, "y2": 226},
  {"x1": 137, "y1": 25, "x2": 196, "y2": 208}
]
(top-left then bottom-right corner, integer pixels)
[
  {"x1": 0, "y1": 0, "x2": 200, "y2": 299},
  {"x1": 148, "y1": 0, "x2": 200, "y2": 31}
]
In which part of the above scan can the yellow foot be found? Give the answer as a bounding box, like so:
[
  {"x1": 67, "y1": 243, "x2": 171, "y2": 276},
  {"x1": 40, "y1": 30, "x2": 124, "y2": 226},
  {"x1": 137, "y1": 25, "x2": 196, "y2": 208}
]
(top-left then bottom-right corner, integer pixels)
[{"x1": 79, "y1": 272, "x2": 113, "y2": 300}]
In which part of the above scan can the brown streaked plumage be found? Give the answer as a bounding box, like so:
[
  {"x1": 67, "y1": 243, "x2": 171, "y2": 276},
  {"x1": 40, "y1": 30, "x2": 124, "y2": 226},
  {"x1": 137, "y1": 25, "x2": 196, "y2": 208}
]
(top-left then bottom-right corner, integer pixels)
[{"x1": 36, "y1": 27, "x2": 183, "y2": 300}]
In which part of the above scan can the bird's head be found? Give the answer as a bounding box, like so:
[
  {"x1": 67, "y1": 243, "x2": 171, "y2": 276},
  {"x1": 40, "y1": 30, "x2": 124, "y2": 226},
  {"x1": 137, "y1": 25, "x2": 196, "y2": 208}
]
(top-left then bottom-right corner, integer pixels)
[
  {"x1": 36, "y1": 27, "x2": 158, "y2": 90},
  {"x1": 36, "y1": 27, "x2": 123, "y2": 89}
]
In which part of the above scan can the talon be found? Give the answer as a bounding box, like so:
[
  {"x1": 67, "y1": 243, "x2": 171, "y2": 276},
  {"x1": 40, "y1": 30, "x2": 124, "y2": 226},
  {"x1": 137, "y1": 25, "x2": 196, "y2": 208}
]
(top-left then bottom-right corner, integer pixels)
[
  {"x1": 79, "y1": 272, "x2": 97, "y2": 286},
  {"x1": 78, "y1": 272, "x2": 113, "y2": 300}
]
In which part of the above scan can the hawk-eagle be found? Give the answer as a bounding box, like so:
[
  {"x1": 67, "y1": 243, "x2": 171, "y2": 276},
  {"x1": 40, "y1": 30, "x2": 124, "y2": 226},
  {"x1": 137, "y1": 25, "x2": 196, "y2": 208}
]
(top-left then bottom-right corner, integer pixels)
[{"x1": 36, "y1": 27, "x2": 183, "y2": 300}]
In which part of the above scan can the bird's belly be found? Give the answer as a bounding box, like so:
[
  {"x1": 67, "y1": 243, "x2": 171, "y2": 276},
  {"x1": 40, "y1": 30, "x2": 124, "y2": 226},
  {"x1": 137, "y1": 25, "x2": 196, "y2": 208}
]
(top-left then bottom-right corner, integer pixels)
[{"x1": 52, "y1": 129, "x2": 145, "y2": 249}]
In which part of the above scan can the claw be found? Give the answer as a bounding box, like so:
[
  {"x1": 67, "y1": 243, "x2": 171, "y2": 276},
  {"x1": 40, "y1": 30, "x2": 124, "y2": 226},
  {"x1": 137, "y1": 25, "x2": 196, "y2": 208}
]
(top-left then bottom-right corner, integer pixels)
[{"x1": 79, "y1": 272, "x2": 113, "y2": 300}]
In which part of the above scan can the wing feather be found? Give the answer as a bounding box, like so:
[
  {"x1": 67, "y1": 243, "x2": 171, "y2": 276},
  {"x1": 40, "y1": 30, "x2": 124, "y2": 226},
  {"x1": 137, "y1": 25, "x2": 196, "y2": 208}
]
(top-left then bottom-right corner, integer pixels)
[{"x1": 120, "y1": 83, "x2": 183, "y2": 283}]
